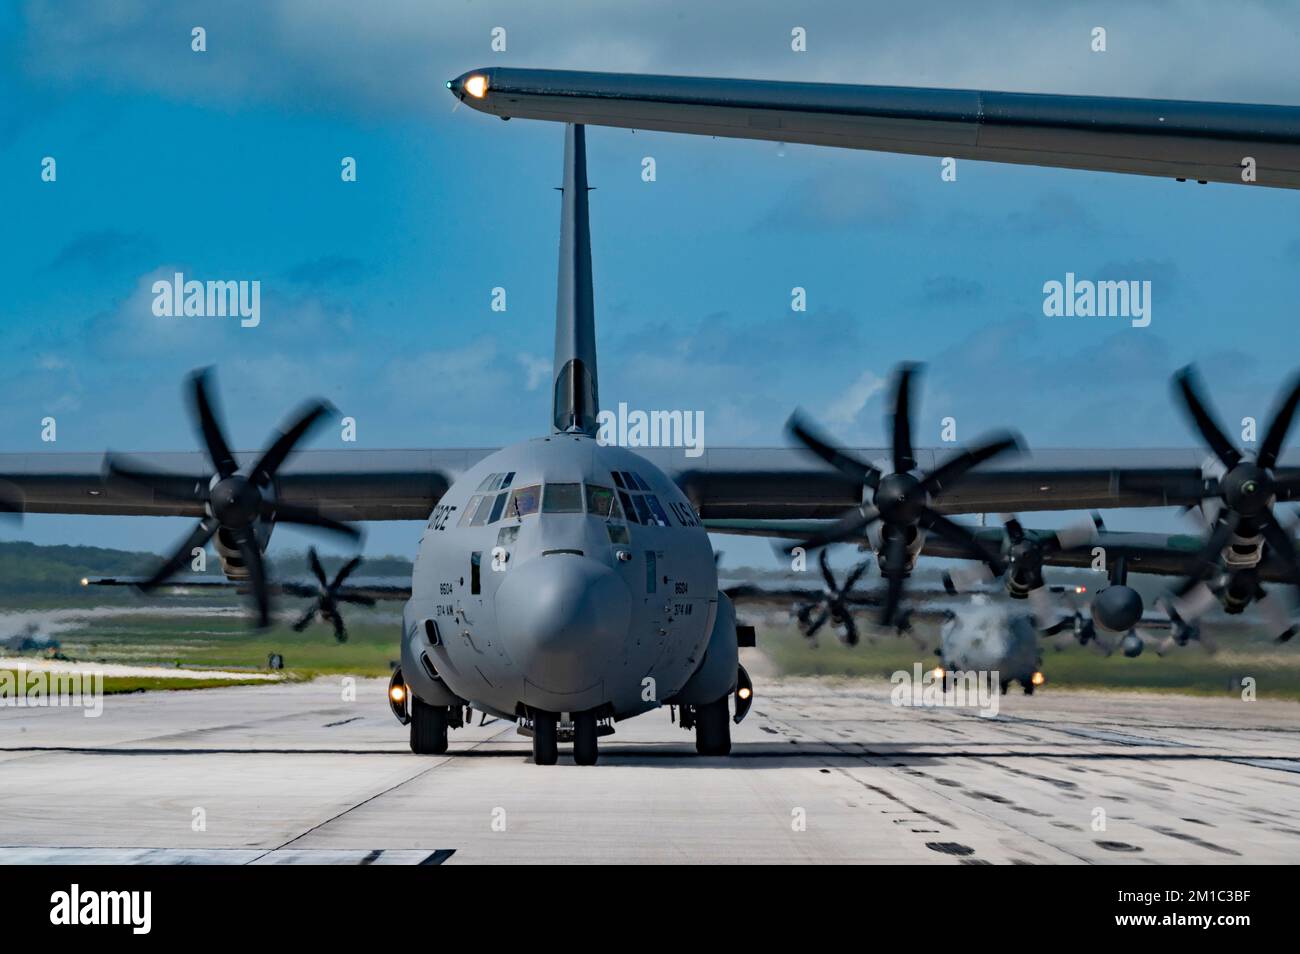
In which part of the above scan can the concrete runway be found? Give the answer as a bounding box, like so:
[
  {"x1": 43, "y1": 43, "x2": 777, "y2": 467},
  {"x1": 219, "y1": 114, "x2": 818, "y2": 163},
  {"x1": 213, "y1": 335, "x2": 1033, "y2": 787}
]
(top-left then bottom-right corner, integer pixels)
[{"x1": 2, "y1": 673, "x2": 1299, "y2": 864}]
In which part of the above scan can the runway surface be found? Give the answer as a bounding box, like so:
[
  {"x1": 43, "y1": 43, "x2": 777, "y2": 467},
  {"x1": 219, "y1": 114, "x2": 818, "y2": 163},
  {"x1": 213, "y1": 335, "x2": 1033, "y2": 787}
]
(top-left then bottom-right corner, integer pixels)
[{"x1": 2, "y1": 672, "x2": 1299, "y2": 864}]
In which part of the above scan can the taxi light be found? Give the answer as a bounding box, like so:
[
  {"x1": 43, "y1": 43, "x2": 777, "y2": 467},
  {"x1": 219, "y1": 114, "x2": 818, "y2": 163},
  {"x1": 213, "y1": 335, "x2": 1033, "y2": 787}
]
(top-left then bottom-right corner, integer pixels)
[
  {"x1": 737, "y1": 686, "x2": 752, "y2": 700},
  {"x1": 390, "y1": 684, "x2": 406, "y2": 703},
  {"x1": 1031, "y1": 671, "x2": 1046, "y2": 686},
  {"x1": 464, "y1": 74, "x2": 489, "y2": 99},
  {"x1": 930, "y1": 666, "x2": 945, "y2": 680},
  {"x1": 80, "y1": 577, "x2": 89, "y2": 587}
]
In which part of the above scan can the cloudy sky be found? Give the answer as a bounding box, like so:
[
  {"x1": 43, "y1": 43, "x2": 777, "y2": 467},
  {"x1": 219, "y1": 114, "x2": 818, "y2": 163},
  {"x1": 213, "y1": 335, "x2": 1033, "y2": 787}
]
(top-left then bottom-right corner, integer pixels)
[{"x1": 4, "y1": 1, "x2": 1300, "y2": 559}]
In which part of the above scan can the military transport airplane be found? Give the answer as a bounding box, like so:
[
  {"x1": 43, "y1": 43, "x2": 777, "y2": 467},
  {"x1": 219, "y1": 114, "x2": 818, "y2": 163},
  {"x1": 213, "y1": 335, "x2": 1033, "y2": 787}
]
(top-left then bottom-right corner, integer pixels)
[{"x1": 4, "y1": 67, "x2": 1300, "y2": 765}]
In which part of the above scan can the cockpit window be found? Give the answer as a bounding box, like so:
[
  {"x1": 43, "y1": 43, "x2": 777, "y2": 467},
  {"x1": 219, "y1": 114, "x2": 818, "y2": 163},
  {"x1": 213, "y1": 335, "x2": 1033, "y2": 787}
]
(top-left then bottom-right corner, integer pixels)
[
  {"x1": 631, "y1": 494, "x2": 655, "y2": 526},
  {"x1": 476, "y1": 474, "x2": 497, "y2": 492},
  {"x1": 586, "y1": 485, "x2": 615, "y2": 517},
  {"x1": 610, "y1": 471, "x2": 625, "y2": 489},
  {"x1": 645, "y1": 495, "x2": 672, "y2": 527},
  {"x1": 458, "y1": 495, "x2": 483, "y2": 527},
  {"x1": 468, "y1": 493, "x2": 495, "y2": 527},
  {"x1": 543, "y1": 482, "x2": 583, "y2": 513},
  {"x1": 500, "y1": 471, "x2": 515, "y2": 490},
  {"x1": 632, "y1": 472, "x2": 652, "y2": 492},
  {"x1": 618, "y1": 490, "x2": 640, "y2": 524},
  {"x1": 507, "y1": 484, "x2": 541, "y2": 518},
  {"x1": 487, "y1": 491, "x2": 508, "y2": 524}
]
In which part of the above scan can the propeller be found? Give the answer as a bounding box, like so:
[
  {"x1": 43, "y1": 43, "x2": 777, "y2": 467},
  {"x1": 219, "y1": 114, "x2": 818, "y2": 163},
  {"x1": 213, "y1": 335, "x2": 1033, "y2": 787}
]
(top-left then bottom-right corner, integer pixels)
[
  {"x1": 945, "y1": 513, "x2": 1098, "y2": 629},
  {"x1": 282, "y1": 548, "x2": 373, "y2": 643},
  {"x1": 105, "y1": 368, "x2": 360, "y2": 627},
  {"x1": 1170, "y1": 366, "x2": 1300, "y2": 626},
  {"x1": 786, "y1": 363, "x2": 1023, "y2": 627},
  {"x1": 795, "y1": 550, "x2": 872, "y2": 645}
]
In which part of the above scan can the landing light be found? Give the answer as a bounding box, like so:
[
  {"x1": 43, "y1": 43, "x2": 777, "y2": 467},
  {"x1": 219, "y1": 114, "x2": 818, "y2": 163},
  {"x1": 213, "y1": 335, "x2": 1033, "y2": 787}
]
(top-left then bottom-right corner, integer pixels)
[
  {"x1": 389, "y1": 683, "x2": 406, "y2": 704},
  {"x1": 80, "y1": 577, "x2": 89, "y2": 587},
  {"x1": 1031, "y1": 671, "x2": 1046, "y2": 686},
  {"x1": 737, "y1": 686, "x2": 752, "y2": 701},
  {"x1": 930, "y1": 666, "x2": 945, "y2": 680},
  {"x1": 463, "y1": 74, "x2": 489, "y2": 99}
]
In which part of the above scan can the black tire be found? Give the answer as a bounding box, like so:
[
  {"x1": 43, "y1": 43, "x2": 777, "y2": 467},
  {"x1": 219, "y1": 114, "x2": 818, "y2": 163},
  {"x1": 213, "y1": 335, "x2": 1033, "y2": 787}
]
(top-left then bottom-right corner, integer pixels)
[
  {"x1": 409, "y1": 698, "x2": 448, "y2": 755},
  {"x1": 694, "y1": 697, "x2": 732, "y2": 756},
  {"x1": 532, "y1": 711, "x2": 558, "y2": 765},
  {"x1": 573, "y1": 710, "x2": 598, "y2": 765}
]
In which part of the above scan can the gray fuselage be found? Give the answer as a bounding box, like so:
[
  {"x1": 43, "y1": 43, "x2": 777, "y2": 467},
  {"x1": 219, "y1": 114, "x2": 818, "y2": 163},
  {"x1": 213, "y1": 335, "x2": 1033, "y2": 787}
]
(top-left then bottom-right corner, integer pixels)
[{"x1": 401, "y1": 434, "x2": 718, "y2": 722}]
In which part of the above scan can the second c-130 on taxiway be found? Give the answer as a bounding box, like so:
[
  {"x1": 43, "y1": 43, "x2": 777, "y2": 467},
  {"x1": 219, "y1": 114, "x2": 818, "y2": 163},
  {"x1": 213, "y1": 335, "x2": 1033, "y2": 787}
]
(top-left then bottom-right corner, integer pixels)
[{"x1": 8, "y1": 69, "x2": 1300, "y2": 765}]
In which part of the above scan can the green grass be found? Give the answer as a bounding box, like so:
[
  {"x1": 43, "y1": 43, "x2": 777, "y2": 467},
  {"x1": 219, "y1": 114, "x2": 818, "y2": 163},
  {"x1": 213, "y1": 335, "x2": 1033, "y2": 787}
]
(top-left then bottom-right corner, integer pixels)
[
  {"x1": 0, "y1": 670, "x2": 279, "y2": 694},
  {"x1": 3, "y1": 589, "x2": 401, "y2": 683}
]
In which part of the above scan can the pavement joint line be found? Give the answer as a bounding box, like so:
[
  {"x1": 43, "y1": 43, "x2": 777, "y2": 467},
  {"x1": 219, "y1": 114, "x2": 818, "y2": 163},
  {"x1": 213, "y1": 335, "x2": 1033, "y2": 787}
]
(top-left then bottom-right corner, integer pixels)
[{"x1": 244, "y1": 721, "x2": 517, "y2": 864}]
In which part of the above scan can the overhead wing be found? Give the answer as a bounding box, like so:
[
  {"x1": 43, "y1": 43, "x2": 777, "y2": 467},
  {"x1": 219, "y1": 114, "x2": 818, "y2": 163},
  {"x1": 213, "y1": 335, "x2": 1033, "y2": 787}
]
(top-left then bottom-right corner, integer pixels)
[
  {"x1": 7, "y1": 445, "x2": 1295, "y2": 524},
  {"x1": 635, "y1": 446, "x2": 1249, "y2": 520},
  {"x1": 451, "y1": 68, "x2": 1300, "y2": 189},
  {"x1": 0, "y1": 448, "x2": 490, "y2": 521}
]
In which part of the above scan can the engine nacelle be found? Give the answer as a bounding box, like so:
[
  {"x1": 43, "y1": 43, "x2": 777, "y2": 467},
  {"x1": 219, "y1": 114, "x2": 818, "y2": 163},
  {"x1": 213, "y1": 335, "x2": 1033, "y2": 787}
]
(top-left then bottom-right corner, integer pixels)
[
  {"x1": 1092, "y1": 585, "x2": 1143, "y2": 633},
  {"x1": 211, "y1": 521, "x2": 273, "y2": 581},
  {"x1": 866, "y1": 523, "x2": 926, "y2": 573}
]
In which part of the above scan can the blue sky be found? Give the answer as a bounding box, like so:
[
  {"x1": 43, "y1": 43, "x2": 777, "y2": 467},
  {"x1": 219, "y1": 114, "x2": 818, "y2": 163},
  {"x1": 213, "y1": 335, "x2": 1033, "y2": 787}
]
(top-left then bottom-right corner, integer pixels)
[{"x1": 4, "y1": 1, "x2": 1300, "y2": 560}]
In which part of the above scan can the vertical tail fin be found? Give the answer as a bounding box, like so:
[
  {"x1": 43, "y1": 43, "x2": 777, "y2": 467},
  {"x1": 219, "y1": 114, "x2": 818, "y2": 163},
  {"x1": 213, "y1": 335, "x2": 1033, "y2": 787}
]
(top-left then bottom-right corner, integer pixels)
[{"x1": 552, "y1": 124, "x2": 599, "y2": 435}]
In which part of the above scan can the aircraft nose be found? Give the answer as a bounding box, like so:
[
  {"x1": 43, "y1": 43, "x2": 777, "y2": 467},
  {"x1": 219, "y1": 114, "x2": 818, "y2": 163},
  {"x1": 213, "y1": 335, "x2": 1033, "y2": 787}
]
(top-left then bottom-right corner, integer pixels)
[{"x1": 495, "y1": 554, "x2": 631, "y2": 695}]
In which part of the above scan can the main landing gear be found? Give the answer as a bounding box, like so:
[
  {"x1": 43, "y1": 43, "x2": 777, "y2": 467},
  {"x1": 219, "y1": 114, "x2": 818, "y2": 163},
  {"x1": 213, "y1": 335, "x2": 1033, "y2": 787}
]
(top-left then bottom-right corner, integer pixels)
[
  {"x1": 410, "y1": 698, "x2": 449, "y2": 755},
  {"x1": 690, "y1": 697, "x2": 732, "y2": 756},
  {"x1": 532, "y1": 711, "x2": 558, "y2": 765}
]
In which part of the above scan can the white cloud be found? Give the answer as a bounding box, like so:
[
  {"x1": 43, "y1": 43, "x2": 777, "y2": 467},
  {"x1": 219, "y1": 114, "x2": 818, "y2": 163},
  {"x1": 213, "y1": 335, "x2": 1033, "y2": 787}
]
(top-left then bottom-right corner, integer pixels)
[{"x1": 824, "y1": 369, "x2": 884, "y2": 428}]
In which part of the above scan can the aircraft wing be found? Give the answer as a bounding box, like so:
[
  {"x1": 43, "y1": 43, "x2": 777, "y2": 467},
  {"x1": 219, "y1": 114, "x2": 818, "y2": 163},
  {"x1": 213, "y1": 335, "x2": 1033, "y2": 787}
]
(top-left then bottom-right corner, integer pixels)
[
  {"x1": 450, "y1": 67, "x2": 1300, "y2": 189},
  {"x1": 706, "y1": 515, "x2": 1300, "y2": 585},
  {"x1": 646, "y1": 446, "x2": 1244, "y2": 519},
  {"x1": 0, "y1": 449, "x2": 489, "y2": 521},
  {"x1": 6, "y1": 445, "x2": 1295, "y2": 522}
]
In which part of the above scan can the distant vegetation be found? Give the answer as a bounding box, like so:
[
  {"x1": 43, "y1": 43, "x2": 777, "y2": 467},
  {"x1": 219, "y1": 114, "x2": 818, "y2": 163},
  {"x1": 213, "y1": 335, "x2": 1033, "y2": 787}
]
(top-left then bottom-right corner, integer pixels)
[{"x1": 0, "y1": 540, "x2": 412, "y2": 596}]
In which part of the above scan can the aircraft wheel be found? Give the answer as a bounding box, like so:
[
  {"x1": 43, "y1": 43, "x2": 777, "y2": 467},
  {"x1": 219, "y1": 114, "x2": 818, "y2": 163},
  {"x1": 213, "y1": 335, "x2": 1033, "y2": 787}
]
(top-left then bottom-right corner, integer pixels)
[
  {"x1": 532, "y1": 711, "x2": 558, "y2": 765},
  {"x1": 694, "y1": 697, "x2": 732, "y2": 756},
  {"x1": 573, "y1": 710, "x2": 599, "y2": 765},
  {"x1": 1022, "y1": 680, "x2": 1035, "y2": 696},
  {"x1": 409, "y1": 698, "x2": 448, "y2": 755}
]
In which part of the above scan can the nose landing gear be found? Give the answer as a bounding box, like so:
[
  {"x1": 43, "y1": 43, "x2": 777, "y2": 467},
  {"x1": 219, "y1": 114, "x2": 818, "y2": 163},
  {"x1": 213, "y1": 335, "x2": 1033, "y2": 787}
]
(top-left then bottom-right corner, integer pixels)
[
  {"x1": 531, "y1": 711, "x2": 558, "y2": 765},
  {"x1": 573, "y1": 710, "x2": 598, "y2": 765}
]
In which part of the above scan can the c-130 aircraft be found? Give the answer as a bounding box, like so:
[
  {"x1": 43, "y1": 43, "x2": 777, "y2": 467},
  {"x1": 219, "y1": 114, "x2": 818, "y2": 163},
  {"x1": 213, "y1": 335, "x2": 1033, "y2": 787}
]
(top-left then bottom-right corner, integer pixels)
[{"x1": 9, "y1": 71, "x2": 1300, "y2": 766}]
